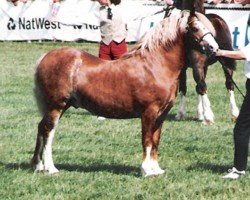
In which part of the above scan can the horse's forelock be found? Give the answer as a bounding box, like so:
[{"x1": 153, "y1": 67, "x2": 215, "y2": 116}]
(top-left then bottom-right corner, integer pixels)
[
  {"x1": 195, "y1": 12, "x2": 216, "y2": 36},
  {"x1": 130, "y1": 10, "x2": 188, "y2": 56}
]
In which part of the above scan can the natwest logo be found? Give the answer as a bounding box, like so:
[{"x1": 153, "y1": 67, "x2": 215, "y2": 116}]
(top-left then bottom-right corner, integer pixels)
[
  {"x1": 18, "y1": 17, "x2": 61, "y2": 30},
  {"x1": 7, "y1": 17, "x2": 61, "y2": 30},
  {"x1": 7, "y1": 18, "x2": 16, "y2": 30}
]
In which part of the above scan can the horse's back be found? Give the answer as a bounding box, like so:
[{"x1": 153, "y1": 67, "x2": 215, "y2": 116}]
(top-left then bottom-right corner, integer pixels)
[
  {"x1": 37, "y1": 47, "x2": 101, "y2": 71},
  {"x1": 206, "y1": 14, "x2": 232, "y2": 48}
]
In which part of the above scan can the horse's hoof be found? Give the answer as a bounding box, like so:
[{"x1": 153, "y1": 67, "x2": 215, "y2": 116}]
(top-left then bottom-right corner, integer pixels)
[
  {"x1": 44, "y1": 167, "x2": 59, "y2": 175},
  {"x1": 34, "y1": 169, "x2": 43, "y2": 173},
  {"x1": 143, "y1": 170, "x2": 165, "y2": 177},
  {"x1": 141, "y1": 167, "x2": 165, "y2": 177}
]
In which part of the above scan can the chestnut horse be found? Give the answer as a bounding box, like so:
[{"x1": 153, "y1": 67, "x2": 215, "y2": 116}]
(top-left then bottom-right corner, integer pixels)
[
  {"x1": 176, "y1": 0, "x2": 239, "y2": 124},
  {"x1": 30, "y1": 10, "x2": 218, "y2": 177}
]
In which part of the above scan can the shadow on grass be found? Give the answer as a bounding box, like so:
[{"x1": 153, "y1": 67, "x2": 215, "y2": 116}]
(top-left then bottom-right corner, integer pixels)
[
  {"x1": 57, "y1": 163, "x2": 141, "y2": 177},
  {"x1": 0, "y1": 161, "x2": 141, "y2": 177},
  {"x1": 186, "y1": 162, "x2": 232, "y2": 174},
  {"x1": 0, "y1": 161, "x2": 31, "y2": 171},
  {"x1": 64, "y1": 110, "x2": 92, "y2": 117},
  {"x1": 165, "y1": 114, "x2": 198, "y2": 122}
]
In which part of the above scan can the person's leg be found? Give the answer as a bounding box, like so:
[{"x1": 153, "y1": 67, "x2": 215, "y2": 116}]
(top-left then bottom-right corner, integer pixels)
[
  {"x1": 99, "y1": 42, "x2": 112, "y2": 60},
  {"x1": 234, "y1": 79, "x2": 250, "y2": 171},
  {"x1": 111, "y1": 40, "x2": 127, "y2": 60}
]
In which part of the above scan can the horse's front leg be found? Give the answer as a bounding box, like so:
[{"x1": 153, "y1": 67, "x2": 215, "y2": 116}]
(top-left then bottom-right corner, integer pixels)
[
  {"x1": 193, "y1": 66, "x2": 214, "y2": 124},
  {"x1": 30, "y1": 109, "x2": 61, "y2": 174},
  {"x1": 176, "y1": 68, "x2": 187, "y2": 120},
  {"x1": 223, "y1": 67, "x2": 239, "y2": 122},
  {"x1": 198, "y1": 93, "x2": 214, "y2": 125},
  {"x1": 141, "y1": 106, "x2": 165, "y2": 177}
]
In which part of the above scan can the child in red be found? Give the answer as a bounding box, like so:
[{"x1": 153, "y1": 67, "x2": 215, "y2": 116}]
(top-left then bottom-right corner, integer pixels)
[{"x1": 97, "y1": 0, "x2": 127, "y2": 60}]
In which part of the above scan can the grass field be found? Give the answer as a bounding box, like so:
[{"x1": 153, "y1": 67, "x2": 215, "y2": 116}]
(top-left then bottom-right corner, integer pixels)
[{"x1": 0, "y1": 41, "x2": 249, "y2": 199}]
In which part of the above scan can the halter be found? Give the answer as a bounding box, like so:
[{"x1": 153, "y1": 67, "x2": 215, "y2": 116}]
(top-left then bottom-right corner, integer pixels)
[{"x1": 186, "y1": 18, "x2": 215, "y2": 57}]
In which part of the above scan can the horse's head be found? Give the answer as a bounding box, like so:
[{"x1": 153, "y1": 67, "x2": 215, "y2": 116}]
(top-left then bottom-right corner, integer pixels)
[{"x1": 186, "y1": 13, "x2": 219, "y2": 57}]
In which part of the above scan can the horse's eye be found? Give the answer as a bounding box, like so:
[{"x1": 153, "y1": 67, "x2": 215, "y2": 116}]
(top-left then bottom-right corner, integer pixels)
[{"x1": 190, "y1": 27, "x2": 199, "y2": 32}]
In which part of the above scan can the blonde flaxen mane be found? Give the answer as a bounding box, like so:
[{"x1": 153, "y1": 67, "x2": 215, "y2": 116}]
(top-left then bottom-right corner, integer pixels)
[{"x1": 129, "y1": 10, "x2": 190, "y2": 56}]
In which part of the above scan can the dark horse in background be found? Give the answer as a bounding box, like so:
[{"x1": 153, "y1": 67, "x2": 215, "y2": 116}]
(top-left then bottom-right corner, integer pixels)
[
  {"x1": 176, "y1": 0, "x2": 238, "y2": 124},
  {"x1": 30, "y1": 8, "x2": 219, "y2": 177}
]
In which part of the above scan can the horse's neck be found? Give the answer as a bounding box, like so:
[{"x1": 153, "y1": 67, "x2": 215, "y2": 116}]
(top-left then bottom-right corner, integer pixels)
[{"x1": 146, "y1": 42, "x2": 186, "y2": 73}]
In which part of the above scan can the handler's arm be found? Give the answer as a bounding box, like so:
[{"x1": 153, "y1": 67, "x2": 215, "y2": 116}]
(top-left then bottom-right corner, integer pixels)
[{"x1": 216, "y1": 49, "x2": 246, "y2": 60}]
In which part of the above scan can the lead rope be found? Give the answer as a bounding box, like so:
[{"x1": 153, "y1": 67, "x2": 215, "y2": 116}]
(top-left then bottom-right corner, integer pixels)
[{"x1": 222, "y1": 64, "x2": 246, "y2": 98}]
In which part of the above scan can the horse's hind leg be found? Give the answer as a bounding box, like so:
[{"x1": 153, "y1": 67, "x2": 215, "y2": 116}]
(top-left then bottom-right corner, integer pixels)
[
  {"x1": 223, "y1": 67, "x2": 239, "y2": 122},
  {"x1": 141, "y1": 105, "x2": 165, "y2": 177},
  {"x1": 30, "y1": 109, "x2": 62, "y2": 174},
  {"x1": 176, "y1": 68, "x2": 187, "y2": 120}
]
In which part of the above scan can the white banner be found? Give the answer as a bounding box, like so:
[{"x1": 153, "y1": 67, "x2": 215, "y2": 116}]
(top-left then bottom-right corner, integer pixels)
[
  {"x1": 0, "y1": 0, "x2": 166, "y2": 42},
  {"x1": 0, "y1": 0, "x2": 249, "y2": 48}
]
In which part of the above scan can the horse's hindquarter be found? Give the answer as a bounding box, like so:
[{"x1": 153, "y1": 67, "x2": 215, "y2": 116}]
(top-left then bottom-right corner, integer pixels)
[
  {"x1": 35, "y1": 47, "x2": 87, "y2": 112},
  {"x1": 206, "y1": 14, "x2": 232, "y2": 49}
]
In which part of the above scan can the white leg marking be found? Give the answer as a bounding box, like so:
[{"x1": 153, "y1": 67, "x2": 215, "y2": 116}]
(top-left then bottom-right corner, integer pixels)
[
  {"x1": 43, "y1": 116, "x2": 59, "y2": 174},
  {"x1": 34, "y1": 160, "x2": 44, "y2": 172},
  {"x1": 176, "y1": 93, "x2": 186, "y2": 120},
  {"x1": 196, "y1": 95, "x2": 204, "y2": 121},
  {"x1": 229, "y1": 90, "x2": 239, "y2": 121},
  {"x1": 201, "y1": 94, "x2": 214, "y2": 124},
  {"x1": 43, "y1": 128, "x2": 59, "y2": 174},
  {"x1": 141, "y1": 146, "x2": 165, "y2": 177}
]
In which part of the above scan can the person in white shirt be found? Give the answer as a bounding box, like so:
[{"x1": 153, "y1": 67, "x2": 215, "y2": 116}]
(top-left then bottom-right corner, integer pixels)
[
  {"x1": 97, "y1": 0, "x2": 127, "y2": 60},
  {"x1": 216, "y1": 43, "x2": 250, "y2": 179}
]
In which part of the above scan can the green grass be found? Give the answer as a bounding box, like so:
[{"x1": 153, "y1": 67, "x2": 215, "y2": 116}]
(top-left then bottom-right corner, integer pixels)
[{"x1": 0, "y1": 41, "x2": 249, "y2": 200}]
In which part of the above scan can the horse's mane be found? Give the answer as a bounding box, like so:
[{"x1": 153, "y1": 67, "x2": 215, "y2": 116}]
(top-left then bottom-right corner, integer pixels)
[{"x1": 125, "y1": 10, "x2": 189, "y2": 57}]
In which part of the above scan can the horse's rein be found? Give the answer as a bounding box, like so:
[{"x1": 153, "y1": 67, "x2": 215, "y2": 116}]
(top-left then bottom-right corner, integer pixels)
[{"x1": 222, "y1": 64, "x2": 246, "y2": 99}]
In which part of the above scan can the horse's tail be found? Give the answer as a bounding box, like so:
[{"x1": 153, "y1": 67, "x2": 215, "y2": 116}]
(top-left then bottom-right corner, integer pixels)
[{"x1": 33, "y1": 54, "x2": 47, "y2": 116}]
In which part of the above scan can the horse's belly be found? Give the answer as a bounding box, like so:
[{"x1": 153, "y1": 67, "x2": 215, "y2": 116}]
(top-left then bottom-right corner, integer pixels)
[
  {"x1": 72, "y1": 94, "x2": 141, "y2": 119},
  {"x1": 85, "y1": 105, "x2": 141, "y2": 119}
]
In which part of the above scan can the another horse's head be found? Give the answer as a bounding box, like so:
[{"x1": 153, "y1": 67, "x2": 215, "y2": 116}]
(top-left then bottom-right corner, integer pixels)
[{"x1": 186, "y1": 12, "x2": 219, "y2": 57}]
